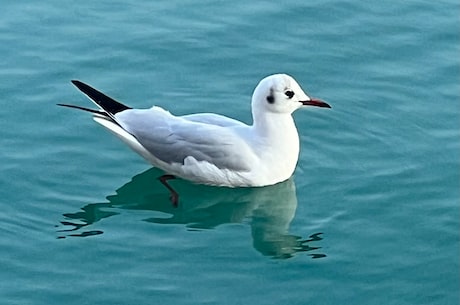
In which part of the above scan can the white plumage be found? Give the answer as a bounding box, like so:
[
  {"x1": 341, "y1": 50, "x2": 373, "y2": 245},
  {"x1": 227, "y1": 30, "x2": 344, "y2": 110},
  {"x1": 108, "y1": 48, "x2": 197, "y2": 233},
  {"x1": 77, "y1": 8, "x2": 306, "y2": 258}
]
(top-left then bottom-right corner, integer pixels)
[{"x1": 60, "y1": 74, "x2": 330, "y2": 203}]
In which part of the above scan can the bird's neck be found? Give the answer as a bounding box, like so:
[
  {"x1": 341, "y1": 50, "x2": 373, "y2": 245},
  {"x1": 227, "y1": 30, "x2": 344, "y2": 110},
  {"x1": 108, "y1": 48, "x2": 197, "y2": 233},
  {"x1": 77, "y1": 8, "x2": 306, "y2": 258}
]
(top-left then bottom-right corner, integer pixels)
[
  {"x1": 251, "y1": 112, "x2": 300, "y2": 181},
  {"x1": 252, "y1": 112, "x2": 299, "y2": 141}
]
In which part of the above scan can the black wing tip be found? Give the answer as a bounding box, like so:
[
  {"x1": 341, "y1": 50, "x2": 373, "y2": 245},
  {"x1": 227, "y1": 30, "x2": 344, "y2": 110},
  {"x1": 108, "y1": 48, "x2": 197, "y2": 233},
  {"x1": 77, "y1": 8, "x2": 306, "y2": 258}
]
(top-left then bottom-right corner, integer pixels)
[
  {"x1": 71, "y1": 80, "x2": 92, "y2": 92},
  {"x1": 70, "y1": 79, "x2": 132, "y2": 115},
  {"x1": 57, "y1": 103, "x2": 108, "y2": 116},
  {"x1": 71, "y1": 79, "x2": 82, "y2": 86}
]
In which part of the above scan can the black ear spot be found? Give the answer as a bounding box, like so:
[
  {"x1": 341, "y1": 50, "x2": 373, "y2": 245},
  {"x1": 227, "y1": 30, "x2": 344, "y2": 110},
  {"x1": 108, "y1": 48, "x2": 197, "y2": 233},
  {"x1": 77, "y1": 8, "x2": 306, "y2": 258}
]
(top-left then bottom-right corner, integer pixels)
[{"x1": 266, "y1": 95, "x2": 275, "y2": 104}]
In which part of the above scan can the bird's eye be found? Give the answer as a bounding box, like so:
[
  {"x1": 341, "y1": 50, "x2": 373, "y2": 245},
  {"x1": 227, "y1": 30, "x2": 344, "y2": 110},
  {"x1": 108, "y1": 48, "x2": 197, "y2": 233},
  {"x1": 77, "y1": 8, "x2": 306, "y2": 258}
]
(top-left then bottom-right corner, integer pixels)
[{"x1": 285, "y1": 90, "x2": 295, "y2": 99}]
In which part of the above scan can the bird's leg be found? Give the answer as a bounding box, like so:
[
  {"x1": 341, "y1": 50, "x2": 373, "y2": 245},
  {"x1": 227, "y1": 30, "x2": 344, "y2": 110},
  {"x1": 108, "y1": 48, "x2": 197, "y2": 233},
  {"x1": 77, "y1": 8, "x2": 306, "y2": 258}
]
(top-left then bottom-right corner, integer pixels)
[{"x1": 158, "y1": 174, "x2": 179, "y2": 206}]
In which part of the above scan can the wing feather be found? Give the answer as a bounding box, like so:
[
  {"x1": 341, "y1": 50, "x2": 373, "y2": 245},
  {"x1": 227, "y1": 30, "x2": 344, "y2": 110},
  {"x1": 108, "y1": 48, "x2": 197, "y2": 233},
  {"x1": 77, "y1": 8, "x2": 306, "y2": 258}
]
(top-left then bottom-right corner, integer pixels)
[{"x1": 115, "y1": 107, "x2": 255, "y2": 171}]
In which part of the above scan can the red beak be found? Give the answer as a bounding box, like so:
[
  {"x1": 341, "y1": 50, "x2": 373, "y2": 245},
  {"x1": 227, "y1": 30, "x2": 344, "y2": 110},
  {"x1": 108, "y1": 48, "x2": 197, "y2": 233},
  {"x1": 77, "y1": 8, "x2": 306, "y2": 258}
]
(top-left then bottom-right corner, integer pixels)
[{"x1": 301, "y1": 98, "x2": 331, "y2": 108}]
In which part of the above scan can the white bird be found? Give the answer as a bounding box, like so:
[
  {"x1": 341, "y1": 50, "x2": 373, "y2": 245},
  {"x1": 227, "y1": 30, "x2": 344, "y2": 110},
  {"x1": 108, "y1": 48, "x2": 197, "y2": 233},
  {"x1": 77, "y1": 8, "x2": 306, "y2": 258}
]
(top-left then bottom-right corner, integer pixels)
[{"x1": 59, "y1": 74, "x2": 330, "y2": 205}]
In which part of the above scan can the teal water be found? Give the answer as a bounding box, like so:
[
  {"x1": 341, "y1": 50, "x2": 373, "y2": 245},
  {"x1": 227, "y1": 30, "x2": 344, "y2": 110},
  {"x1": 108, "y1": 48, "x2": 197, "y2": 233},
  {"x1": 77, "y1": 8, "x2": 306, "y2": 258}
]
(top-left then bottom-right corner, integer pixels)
[{"x1": 1, "y1": 1, "x2": 459, "y2": 304}]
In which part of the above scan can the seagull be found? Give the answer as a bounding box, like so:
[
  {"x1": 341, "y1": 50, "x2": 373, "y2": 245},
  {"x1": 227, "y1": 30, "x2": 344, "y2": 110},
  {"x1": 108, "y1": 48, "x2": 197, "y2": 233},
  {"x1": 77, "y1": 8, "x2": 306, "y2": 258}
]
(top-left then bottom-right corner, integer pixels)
[{"x1": 58, "y1": 74, "x2": 330, "y2": 205}]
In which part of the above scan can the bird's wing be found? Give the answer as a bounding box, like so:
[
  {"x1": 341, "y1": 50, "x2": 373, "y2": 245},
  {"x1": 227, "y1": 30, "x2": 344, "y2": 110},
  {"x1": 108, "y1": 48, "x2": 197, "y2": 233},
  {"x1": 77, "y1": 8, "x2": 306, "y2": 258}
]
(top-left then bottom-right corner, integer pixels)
[
  {"x1": 115, "y1": 107, "x2": 257, "y2": 171},
  {"x1": 181, "y1": 113, "x2": 247, "y2": 128}
]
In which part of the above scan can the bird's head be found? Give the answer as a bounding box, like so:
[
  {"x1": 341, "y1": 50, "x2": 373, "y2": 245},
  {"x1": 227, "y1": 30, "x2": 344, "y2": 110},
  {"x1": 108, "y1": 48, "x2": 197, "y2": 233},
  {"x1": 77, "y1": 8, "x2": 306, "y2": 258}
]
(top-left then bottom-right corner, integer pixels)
[{"x1": 251, "y1": 74, "x2": 330, "y2": 115}]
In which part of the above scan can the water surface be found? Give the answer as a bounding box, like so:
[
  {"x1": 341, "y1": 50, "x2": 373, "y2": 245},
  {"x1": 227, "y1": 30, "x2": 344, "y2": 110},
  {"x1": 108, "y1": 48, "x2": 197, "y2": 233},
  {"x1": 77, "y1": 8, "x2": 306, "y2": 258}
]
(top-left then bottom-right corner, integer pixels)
[{"x1": 0, "y1": 1, "x2": 458, "y2": 304}]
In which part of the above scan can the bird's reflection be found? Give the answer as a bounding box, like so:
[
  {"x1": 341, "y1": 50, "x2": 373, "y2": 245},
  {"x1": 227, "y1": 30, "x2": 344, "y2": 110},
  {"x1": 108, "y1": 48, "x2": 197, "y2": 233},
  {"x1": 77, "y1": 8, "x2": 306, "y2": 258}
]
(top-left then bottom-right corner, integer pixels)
[{"x1": 58, "y1": 168, "x2": 325, "y2": 259}]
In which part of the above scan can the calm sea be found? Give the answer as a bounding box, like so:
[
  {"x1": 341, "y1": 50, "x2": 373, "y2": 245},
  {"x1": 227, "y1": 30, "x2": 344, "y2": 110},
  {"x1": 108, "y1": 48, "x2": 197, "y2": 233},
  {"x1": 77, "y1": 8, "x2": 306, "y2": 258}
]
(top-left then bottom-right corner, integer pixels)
[{"x1": 1, "y1": 1, "x2": 458, "y2": 304}]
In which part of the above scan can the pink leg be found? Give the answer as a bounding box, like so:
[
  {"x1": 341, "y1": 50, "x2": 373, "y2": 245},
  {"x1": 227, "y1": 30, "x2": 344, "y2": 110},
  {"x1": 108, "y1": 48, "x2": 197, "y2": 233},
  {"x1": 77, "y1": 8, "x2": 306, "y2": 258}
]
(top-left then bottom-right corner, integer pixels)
[{"x1": 159, "y1": 174, "x2": 179, "y2": 206}]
